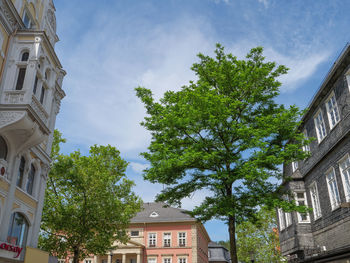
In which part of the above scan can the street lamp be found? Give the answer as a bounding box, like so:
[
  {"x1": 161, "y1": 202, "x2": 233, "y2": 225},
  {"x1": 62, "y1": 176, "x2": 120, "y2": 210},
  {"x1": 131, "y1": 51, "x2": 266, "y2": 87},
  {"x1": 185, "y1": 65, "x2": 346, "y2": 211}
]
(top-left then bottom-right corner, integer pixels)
[{"x1": 249, "y1": 250, "x2": 255, "y2": 263}]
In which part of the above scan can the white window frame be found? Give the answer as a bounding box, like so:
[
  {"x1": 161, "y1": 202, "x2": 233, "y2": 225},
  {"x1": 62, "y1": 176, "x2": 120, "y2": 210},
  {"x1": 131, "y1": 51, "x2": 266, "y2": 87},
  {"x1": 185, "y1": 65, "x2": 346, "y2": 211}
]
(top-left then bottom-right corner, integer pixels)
[
  {"x1": 148, "y1": 233, "x2": 157, "y2": 247},
  {"x1": 178, "y1": 232, "x2": 186, "y2": 246},
  {"x1": 277, "y1": 208, "x2": 285, "y2": 230},
  {"x1": 85, "y1": 260, "x2": 92, "y2": 263},
  {"x1": 292, "y1": 161, "x2": 298, "y2": 173},
  {"x1": 148, "y1": 258, "x2": 157, "y2": 263},
  {"x1": 326, "y1": 167, "x2": 341, "y2": 210},
  {"x1": 338, "y1": 153, "x2": 350, "y2": 202},
  {"x1": 294, "y1": 192, "x2": 310, "y2": 223},
  {"x1": 314, "y1": 110, "x2": 327, "y2": 143},
  {"x1": 302, "y1": 129, "x2": 310, "y2": 153},
  {"x1": 325, "y1": 92, "x2": 340, "y2": 129},
  {"x1": 309, "y1": 182, "x2": 322, "y2": 220},
  {"x1": 163, "y1": 258, "x2": 171, "y2": 263},
  {"x1": 163, "y1": 232, "x2": 171, "y2": 247},
  {"x1": 178, "y1": 258, "x2": 187, "y2": 263}
]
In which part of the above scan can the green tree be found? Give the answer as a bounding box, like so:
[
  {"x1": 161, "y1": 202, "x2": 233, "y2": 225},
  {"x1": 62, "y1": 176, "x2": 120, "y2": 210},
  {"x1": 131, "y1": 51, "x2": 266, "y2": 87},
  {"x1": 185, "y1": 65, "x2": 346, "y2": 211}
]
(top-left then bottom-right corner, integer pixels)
[
  {"x1": 236, "y1": 207, "x2": 284, "y2": 263},
  {"x1": 136, "y1": 44, "x2": 309, "y2": 263},
  {"x1": 39, "y1": 130, "x2": 142, "y2": 263}
]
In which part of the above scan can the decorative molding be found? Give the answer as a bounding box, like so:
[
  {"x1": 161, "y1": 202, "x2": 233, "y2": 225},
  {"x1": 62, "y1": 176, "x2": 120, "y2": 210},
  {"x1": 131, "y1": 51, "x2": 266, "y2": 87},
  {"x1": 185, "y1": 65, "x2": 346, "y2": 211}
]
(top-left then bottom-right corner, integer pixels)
[
  {"x1": 30, "y1": 95, "x2": 48, "y2": 124},
  {"x1": 4, "y1": 90, "x2": 25, "y2": 104},
  {"x1": 0, "y1": 111, "x2": 25, "y2": 128}
]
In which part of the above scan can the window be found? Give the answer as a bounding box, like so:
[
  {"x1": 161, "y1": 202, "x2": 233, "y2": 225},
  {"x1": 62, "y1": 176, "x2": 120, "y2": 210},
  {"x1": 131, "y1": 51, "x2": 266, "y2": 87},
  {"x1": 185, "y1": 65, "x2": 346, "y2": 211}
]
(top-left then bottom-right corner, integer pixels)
[
  {"x1": 178, "y1": 232, "x2": 186, "y2": 247},
  {"x1": 40, "y1": 86, "x2": 45, "y2": 104},
  {"x1": 163, "y1": 258, "x2": 171, "y2": 263},
  {"x1": 102, "y1": 260, "x2": 107, "y2": 263},
  {"x1": 58, "y1": 260, "x2": 65, "y2": 263},
  {"x1": 16, "y1": 157, "x2": 25, "y2": 187},
  {"x1": 130, "y1": 230, "x2": 139, "y2": 237},
  {"x1": 7, "y1": 212, "x2": 29, "y2": 247},
  {"x1": 309, "y1": 182, "x2": 322, "y2": 219},
  {"x1": 277, "y1": 208, "x2": 285, "y2": 230},
  {"x1": 85, "y1": 260, "x2": 92, "y2": 263},
  {"x1": 326, "y1": 168, "x2": 341, "y2": 210},
  {"x1": 15, "y1": 68, "x2": 26, "y2": 90},
  {"x1": 26, "y1": 164, "x2": 35, "y2": 195},
  {"x1": 33, "y1": 75, "x2": 38, "y2": 94},
  {"x1": 178, "y1": 258, "x2": 186, "y2": 263},
  {"x1": 325, "y1": 93, "x2": 340, "y2": 129},
  {"x1": 314, "y1": 111, "x2": 327, "y2": 142},
  {"x1": 0, "y1": 136, "x2": 8, "y2": 160},
  {"x1": 150, "y1": 211, "x2": 159, "y2": 217},
  {"x1": 130, "y1": 259, "x2": 136, "y2": 263},
  {"x1": 292, "y1": 161, "x2": 298, "y2": 172},
  {"x1": 339, "y1": 155, "x2": 350, "y2": 202},
  {"x1": 148, "y1": 258, "x2": 156, "y2": 263},
  {"x1": 302, "y1": 129, "x2": 310, "y2": 153},
  {"x1": 148, "y1": 233, "x2": 156, "y2": 247},
  {"x1": 23, "y1": 10, "x2": 32, "y2": 28},
  {"x1": 21, "y1": 52, "x2": 29, "y2": 62},
  {"x1": 163, "y1": 232, "x2": 171, "y2": 247},
  {"x1": 295, "y1": 192, "x2": 310, "y2": 223}
]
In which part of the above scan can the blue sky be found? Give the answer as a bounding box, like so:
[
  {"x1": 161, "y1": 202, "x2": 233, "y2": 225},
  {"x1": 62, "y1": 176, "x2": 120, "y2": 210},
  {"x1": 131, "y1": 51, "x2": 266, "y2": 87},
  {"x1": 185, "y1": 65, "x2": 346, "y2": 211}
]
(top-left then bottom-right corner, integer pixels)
[{"x1": 53, "y1": 0, "x2": 350, "y2": 241}]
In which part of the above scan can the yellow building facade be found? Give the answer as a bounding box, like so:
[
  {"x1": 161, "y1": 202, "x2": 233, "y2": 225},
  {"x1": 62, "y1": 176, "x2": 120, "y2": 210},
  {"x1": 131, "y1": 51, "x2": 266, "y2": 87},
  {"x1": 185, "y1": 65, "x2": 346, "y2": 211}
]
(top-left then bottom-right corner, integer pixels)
[{"x1": 0, "y1": 0, "x2": 65, "y2": 262}]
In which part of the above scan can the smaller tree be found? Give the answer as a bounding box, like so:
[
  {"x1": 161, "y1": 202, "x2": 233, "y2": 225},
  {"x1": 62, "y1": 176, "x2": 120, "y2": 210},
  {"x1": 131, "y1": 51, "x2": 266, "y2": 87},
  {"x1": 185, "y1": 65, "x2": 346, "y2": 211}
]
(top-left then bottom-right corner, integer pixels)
[
  {"x1": 39, "y1": 131, "x2": 142, "y2": 263},
  {"x1": 236, "y1": 207, "x2": 284, "y2": 263}
]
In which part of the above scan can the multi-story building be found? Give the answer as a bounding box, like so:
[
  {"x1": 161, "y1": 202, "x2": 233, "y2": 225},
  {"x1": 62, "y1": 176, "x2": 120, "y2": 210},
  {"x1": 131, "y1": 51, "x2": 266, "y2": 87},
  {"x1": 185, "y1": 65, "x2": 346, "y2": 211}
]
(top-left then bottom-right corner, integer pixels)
[
  {"x1": 277, "y1": 44, "x2": 350, "y2": 262},
  {"x1": 72, "y1": 203, "x2": 210, "y2": 263},
  {"x1": 0, "y1": 0, "x2": 65, "y2": 262}
]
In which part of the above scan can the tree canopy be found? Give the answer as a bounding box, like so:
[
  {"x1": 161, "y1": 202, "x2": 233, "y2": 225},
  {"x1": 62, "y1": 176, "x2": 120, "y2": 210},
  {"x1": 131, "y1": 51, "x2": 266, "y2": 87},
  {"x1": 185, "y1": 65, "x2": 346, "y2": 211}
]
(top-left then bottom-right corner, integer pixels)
[
  {"x1": 39, "y1": 130, "x2": 142, "y2": 263},
  {"x1": 136, "y1": 44, "x2": 309, "y2": 263}
]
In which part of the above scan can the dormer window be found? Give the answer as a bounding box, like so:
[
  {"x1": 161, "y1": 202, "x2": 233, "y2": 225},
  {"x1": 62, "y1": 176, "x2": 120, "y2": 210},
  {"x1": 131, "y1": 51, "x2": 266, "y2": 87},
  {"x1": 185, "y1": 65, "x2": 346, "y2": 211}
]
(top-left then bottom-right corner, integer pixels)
[
  {"x1": 23, "y1": 10, "x2": 32, "y2": 29},
  {"x1": 150, "y1": 211, "x2": 159, "y2": 217}
]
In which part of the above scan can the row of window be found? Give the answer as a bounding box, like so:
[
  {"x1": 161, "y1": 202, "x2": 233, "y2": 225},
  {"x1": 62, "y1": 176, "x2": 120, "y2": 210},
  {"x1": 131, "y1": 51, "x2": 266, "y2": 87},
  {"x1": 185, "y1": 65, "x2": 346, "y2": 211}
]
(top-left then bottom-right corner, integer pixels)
[
  {"x1": 97, "y1": 258, "x2": 187, "y2": 263},
  {"x1": 279, "y1": 153, "x2": 350, "y2": 230},
  {"x1": 16, "y1": 156, "x2": 37, "y2": 196},
  {"x1": 7, "y1": 212, "x2": 29, "y2": 248},
  {"x1": 148, "y1": 232, "x2": 186, "y2": 247},
  {"x1": 313, "y1": 92, "x2": 340, "y2": 143},
  {"x1": 15, "y1": 51, "x2": 50, "y2": 105}
]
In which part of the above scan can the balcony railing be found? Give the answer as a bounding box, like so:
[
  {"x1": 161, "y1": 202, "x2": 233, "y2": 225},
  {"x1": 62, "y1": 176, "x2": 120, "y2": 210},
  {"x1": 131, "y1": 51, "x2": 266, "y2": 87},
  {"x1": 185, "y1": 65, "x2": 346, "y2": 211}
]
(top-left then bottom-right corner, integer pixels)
[{"x1": 3, "y1": 90, "x2": 25, "y2": 104}]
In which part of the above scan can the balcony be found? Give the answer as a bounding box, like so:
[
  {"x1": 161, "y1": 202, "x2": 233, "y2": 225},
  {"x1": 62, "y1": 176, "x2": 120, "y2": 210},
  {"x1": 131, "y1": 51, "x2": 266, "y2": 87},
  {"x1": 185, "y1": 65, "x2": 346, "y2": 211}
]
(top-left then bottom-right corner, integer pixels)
[{"x1": 0, "y1": 89, "x2": 50, "y2": 151}]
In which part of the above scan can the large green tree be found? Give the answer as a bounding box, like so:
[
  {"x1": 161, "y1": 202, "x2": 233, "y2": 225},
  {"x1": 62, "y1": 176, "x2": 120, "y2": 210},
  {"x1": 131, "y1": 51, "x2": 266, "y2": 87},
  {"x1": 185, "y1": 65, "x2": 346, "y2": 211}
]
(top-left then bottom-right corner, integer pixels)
[
  {"x1": 39, "y1": 130, "x2": 142, "y2": 263},
  {"x1": 136, "y1": 44, "x2": 309, "y2": 263}
]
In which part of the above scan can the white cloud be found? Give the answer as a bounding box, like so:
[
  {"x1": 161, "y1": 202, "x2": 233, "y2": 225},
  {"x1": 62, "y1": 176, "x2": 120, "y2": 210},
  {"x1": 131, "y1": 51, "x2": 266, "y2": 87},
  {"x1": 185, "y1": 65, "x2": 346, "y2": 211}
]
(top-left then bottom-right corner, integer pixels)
[
  {"x1": 130, "y1": 162, "x2": 149, "y2": 173},
  {"x1": 227, "y1": 42, "x2": 330, "y2": 92},
  {"x1": 56, "y1": 16, "x2": 214, "y2": 159},
  {"x1": 257, "y1": 0, "x2": 269, "y2": 8}
]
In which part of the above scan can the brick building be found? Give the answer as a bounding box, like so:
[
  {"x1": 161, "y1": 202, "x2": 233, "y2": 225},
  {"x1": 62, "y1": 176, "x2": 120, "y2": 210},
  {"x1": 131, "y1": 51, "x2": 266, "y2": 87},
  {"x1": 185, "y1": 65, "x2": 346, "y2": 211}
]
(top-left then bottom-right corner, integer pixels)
[
  {"x1": 64, "y1": 203, "x2": 210, "y2": 263},
  {"x1": 277, "y1": 44, "x2": 350, "y2": 262}
]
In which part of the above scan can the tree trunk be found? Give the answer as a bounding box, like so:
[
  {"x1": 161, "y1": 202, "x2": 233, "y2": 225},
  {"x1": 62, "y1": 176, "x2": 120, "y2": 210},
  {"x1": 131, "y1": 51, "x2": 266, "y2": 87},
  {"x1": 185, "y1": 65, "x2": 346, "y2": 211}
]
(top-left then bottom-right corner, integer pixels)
[
  {"x1": 228, "y1": 215, "x2": 238, "y2": 263},
  {"x1": 73, "y1": 246, "x2": 80, "y2": 263}
]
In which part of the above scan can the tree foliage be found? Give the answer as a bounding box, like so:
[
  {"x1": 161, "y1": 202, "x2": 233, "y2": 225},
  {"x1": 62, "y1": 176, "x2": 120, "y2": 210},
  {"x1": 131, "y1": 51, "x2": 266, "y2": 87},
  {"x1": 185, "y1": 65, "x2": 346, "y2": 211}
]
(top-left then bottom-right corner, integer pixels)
[
  {"x1": 236, "y1": 207, "x2": 284, "y2": 263},
  {"x1": 39, "y1": 130, "x2": 142, "y2": 263},
  {"x1": 136, "y1": 44, "x2": 310, "y2": 263}
]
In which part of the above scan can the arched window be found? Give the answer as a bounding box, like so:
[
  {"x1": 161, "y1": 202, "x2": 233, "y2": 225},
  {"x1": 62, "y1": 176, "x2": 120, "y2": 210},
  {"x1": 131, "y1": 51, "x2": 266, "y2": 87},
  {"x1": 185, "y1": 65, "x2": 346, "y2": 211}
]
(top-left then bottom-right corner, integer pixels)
[
  {"x1": 16, "y1": 157, "x2": 25, "y2": 187},
  {"x1": 7, "y1": 212, "x2": 29, "y2": 247},
  {"x1": 26, "y1": 164, "x2": 35, "y2": 195},
  {"x1": 21, "y1": 52, "x2": 29, "y2": 62},
  {"x1": 0, "y1": 136, "x2": 8, "y2": 160}
]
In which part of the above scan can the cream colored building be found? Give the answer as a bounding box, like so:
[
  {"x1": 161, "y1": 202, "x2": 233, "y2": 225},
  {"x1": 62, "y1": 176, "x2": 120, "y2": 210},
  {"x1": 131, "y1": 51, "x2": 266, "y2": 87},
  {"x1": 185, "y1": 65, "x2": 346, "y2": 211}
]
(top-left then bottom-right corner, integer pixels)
[{"x1": 0, "y1": 0, "x2": 65, "y2": 262}]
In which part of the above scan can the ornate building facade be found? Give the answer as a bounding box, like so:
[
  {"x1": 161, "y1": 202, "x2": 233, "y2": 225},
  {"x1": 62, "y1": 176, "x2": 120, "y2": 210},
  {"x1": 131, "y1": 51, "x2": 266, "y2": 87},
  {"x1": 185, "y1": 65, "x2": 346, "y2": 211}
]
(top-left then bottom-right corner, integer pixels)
[
  {"x1": 277, "y1": 44, "x2": 350, "y2": 262},
  {"x1": 0, "y1": 0, "x2": 65, "y2": 262}
]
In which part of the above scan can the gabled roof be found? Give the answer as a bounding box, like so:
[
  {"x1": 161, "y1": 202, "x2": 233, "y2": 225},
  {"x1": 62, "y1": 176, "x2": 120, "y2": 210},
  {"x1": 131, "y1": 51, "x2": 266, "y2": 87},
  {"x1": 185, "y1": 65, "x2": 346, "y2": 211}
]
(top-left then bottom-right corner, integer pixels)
[{"x1": 130, "y1": 202, "x2": 196, "y2": 223}]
